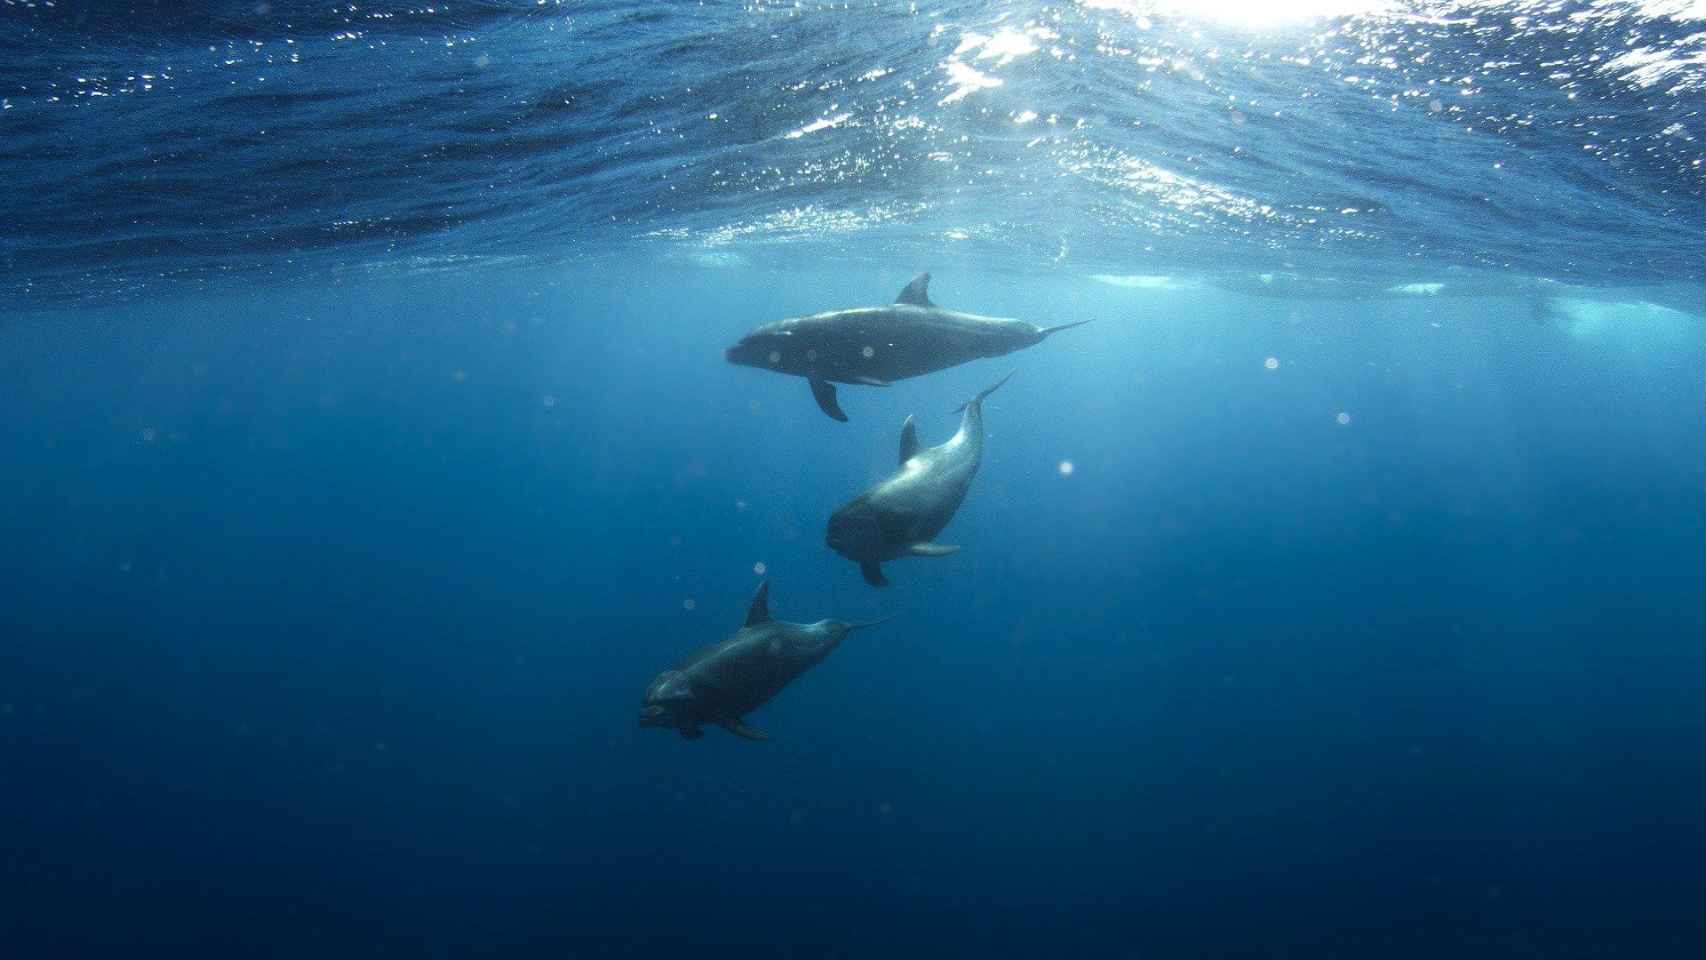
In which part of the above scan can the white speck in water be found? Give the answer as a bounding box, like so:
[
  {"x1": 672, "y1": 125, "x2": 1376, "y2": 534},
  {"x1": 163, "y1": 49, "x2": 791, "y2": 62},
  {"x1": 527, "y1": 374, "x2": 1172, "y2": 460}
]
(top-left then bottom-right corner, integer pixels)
[
  {"x1": 683, "y1": 598, "x2": 697, "y2": 611},
  {"x1": 1058, "y1": 459, "x2": 1074, "y2": 476},
  {"x1": 1337, "y1": 412, "x2": 1352, "y2": 426},
  {"x1": 753, "y1": 562, "x2": 767, "y2": 575},
  {"x1": 861, "y1": 345, "x2": 875, "y2": 359},
  {"x1": 1264, "y1": 356, "x2": 1279, "y2": 370},
  {"x1": 541, "y1": 394, "x2": 557, "y2": 408},
  {"x1": 735, "y1": 499, "x2": 748, "y2": 511},
  {"x1": 140, "y1": 427, "x2": 157, "y2": 444}
]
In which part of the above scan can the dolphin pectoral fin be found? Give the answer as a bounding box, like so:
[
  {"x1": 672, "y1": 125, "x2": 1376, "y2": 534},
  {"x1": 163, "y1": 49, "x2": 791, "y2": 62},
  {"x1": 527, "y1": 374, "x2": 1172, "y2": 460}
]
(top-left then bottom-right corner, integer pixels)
[
  {"x1": 808, "y1": 378, "x2": 849, "y2": 422},
  {"x1": 897, "y1": 415, "x2": 920, "y2": 465},
  {"x1": 896, "y1": 272, "x2": 935, "y2": 308},
  {"x1": 1040, "y1": 318, "x2": 1093, "y2": 338},
  {"x1": 860, "y1": 561, "x2": 889, "y2": 587},
  {"x1": 719, "y1": 719, "x2": 769, "y2": 741},
  {"x1": 908, "y1": 542, "x2": 960, "y2": 557}
]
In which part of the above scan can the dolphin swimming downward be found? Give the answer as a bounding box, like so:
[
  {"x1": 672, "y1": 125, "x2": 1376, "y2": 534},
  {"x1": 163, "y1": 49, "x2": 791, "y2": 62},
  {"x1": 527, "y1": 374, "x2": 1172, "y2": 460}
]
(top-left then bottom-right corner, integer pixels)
[
  {"x1": 725, "y1": 272, "x2": 1087, "y2": 421},
  {"x1": 825, "y1": 371, "x2": 1013, "y2": 587}
]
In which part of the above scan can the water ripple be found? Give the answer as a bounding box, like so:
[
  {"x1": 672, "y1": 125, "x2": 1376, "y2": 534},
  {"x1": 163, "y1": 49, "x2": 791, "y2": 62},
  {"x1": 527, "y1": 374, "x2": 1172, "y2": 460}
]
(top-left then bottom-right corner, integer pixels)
[{"x1": 2, "y1": 1, "x2": 1704, "y2": 303}]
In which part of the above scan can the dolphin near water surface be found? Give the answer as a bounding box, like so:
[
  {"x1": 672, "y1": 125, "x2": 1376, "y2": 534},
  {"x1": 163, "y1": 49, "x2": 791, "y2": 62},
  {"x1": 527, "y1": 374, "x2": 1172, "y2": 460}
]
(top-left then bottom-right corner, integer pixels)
[{"x1": 725, "y1": 273, "x2": 1087, "y2": 421}]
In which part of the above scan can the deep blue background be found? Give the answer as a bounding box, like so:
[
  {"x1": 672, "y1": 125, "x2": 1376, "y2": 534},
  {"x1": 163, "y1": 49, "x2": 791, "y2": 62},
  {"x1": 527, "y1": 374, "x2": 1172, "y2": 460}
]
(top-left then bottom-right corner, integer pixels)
[
  {"x1": 3, "y1": 265, "x2": 1704, "y2": 956},
  {"x1": 7, "y1": 1, "x2": 1706, "y2": 955}
]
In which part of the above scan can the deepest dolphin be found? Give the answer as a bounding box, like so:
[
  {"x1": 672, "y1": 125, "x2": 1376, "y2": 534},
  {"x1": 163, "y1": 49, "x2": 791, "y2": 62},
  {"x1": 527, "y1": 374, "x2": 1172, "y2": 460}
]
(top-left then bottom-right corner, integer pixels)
[
  {"x1": 638, "y1": 581, "x2": 891, "y2": 741},
  {"x1": 725, "y1": 272, "x2": 1087, "y2": 421},
  {"x1": 826, "y1": 371, "x2": 1012, "y2": 587}
]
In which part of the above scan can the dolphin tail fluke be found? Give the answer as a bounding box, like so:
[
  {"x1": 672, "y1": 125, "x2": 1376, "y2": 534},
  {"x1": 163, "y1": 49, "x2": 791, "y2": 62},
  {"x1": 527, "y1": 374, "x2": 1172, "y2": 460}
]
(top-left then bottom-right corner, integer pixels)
[
  {"x1": 860, "y1": 560, "x2": 889, "y2": 587},
  {"x1": 1040, "y1": 318, "x2": 1093, "y2": 338},
  {"x1": 954, "y1": 370, "x2": 1015, "y2": 414},
  {"x1": 809, "y1": 378, "x2": 849, "y2": 422}
]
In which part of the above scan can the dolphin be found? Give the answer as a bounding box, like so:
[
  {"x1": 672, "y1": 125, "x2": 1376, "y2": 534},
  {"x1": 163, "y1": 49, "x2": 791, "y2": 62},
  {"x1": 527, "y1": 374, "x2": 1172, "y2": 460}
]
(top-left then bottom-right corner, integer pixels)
[
  {"x1": 725, "y1": 273, "x2": 1087, "y2": 421},
  {"x1": 638, "y1": 581, "x2": 891, "y2": 741},
  {"x1": 825, "y1": 371, "x2": 1012, "y2": 587}
]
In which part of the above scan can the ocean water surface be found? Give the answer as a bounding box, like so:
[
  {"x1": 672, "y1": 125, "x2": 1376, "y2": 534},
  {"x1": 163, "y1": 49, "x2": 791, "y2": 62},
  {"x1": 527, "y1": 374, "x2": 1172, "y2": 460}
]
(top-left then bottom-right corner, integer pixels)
[{"x1": 3, "y1": 2, "x2": 1706, "y2": 957}]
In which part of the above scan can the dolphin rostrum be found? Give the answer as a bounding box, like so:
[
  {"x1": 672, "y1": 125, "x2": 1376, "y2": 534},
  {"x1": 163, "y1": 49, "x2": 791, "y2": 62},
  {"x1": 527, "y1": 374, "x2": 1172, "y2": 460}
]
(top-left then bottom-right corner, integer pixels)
[
  {"x1": 725, "y1": 273, "x2": 1087, "y2": 421},
  {"x1": 825, "y1": 371, "x2": 1013, "y2": 587},
  {"x1": 638, "y1": 581, "x2": 892, "y2": 741}
]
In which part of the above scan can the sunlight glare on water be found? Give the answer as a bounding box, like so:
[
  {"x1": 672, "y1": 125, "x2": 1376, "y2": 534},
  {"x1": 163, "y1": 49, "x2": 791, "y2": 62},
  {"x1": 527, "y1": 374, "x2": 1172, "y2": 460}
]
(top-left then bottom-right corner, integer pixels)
[
  {"x1": 4, "y1": 0, "x2": 1706, "y2": 295},
  {"x1": 1080, "y1": 0, "x2": 1391, "y2": 29}
]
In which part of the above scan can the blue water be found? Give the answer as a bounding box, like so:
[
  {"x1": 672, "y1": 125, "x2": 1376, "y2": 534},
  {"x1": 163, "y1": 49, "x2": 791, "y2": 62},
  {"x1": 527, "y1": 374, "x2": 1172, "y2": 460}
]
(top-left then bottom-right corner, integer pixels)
[{"x1": 5, "y1": 2, "x2": 1706, "y2": 957}]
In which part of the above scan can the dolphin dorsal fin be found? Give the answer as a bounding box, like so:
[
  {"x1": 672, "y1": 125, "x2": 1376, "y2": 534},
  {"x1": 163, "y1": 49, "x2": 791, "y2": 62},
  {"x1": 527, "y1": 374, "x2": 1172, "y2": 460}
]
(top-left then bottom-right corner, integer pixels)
[
  {"x1": 744, "y1": 580, "x2": 771, "y2": 626},
  {"x1": 898, "y1": 415, "x2": 920, "y2": 465},
  {"x1": 895, "y1": 273, "x2": 934, "y2": 308}
]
